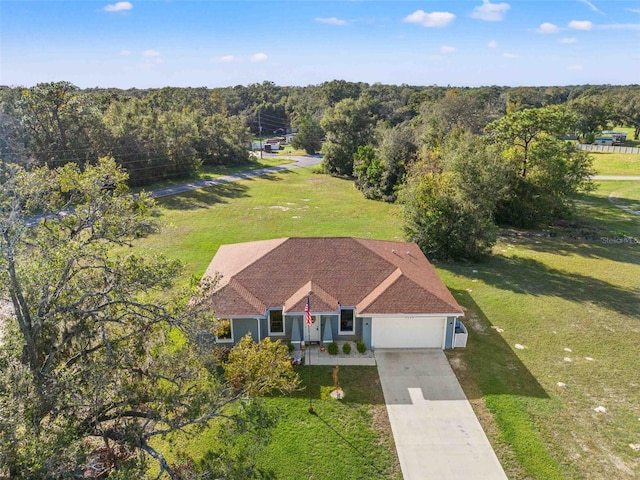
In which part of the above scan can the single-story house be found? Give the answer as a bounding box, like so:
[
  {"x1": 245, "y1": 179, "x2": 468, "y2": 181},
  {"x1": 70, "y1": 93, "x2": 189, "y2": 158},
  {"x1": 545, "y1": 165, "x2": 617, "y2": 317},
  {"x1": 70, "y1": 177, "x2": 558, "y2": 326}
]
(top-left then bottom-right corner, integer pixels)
[{"x1": 202, "y1": 237, "x2": 467, "y2": 350}]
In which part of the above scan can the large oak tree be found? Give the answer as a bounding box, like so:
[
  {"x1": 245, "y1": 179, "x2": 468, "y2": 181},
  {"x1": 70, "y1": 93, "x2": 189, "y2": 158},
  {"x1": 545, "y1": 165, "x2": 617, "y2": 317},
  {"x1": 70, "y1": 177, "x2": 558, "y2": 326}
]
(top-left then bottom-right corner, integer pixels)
[{"x1": 0, "y1": 158, "x2": 297, "y2": 479}]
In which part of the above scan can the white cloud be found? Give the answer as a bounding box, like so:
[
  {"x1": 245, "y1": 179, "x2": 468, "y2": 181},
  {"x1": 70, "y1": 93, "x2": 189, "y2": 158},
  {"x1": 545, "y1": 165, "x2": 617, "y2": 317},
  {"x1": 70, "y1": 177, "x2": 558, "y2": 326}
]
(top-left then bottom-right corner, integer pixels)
[
  {"x1": 470, "y1": 1, "x2": 510, "y2": 22},
  {"x1": 569, "y1": 20, "x2": 593, "y2": 30},
  {"x1": 315, "y1": 17, "x2": 348, "y2": 26},
  {"x1": 502, "y1": 52, "x2": 518, "y2": 58},
  {"x1": 214, "y1": 55, "x2": 235, "y2": 63},
  {"x1": 578, "y1": 0, "x2": 603, "y2": 14},
  {"x1": 628, "y1": 8, "x2": 640, "y2": 13},
  {"x1": 251, "y1": 52, "x2": 268, "y2": 62},
  {"x1": 143, "y1": 49, "x2": 161, "y2": 57},
  {"x1": 568, "y1": 64, "x2": 583, "y2": 70},
  {"x1": 440, "y1": 45, "x2": 457, "y2": 54},
  {"x1": 104, "y1": 2, "x2": 132, "y2": 12},
  {"x1": 537, "y1": 22, "x2": 560, "y2": 34},
  {"x1": 119, "y1": 49, "x2": 131, "y2": 56},
  {"x1": 403, "y1": 10, "x2": 456, "y2": 28},
  {"x1": 488, "y1": 40, "x2": 498, "y2": 48},
  {"x1": 559, "y1": 37, "x2": 577, "y2": 44}
]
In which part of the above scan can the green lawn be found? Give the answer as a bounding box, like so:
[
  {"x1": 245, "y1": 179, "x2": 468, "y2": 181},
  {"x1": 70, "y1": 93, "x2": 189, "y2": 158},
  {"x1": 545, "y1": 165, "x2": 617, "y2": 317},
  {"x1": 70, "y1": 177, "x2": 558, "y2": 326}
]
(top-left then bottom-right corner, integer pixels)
[
  {"x1": 131, "y1": 156, "x2": 293, "y2": 193},
  {"x1": 132, "y1": 167, "x2": 640, "y2": 479},
  {"x1": 151, "y1": 366, "x2": 401, "y2": 480},
  {"x1": 590, "y1": 151, "x2": 640, "y2": 176},
  {"x1": 256, "y1": 366, "x2": 401, "y2": 479},
  {"x1": 442, "y1": 181, "x2": 640, "y2": 479}
]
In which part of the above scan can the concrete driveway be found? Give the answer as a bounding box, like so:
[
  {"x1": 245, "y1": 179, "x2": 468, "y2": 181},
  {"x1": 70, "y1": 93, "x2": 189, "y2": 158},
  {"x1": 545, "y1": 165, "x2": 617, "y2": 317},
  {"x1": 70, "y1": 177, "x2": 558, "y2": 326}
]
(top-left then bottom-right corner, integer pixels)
[{"x1": 376, "y1": 349, "x2": 508, "y2": 480}]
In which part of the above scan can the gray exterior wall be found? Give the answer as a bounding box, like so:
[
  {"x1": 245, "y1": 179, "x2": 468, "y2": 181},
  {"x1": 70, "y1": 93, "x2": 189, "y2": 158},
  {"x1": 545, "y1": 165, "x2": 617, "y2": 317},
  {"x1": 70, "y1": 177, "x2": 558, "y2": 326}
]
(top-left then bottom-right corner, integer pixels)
[
  {"x1": 320, "y1": 314, "x2": 359, "y2": 342},
  {"x1": 444, "y1": 316, "x2": 456, "y2": 349},
  {"x1": 286, "y1": 315, "x2": 303, "y2": 341},
  {"x1": 360, "y1": 317, "x2": 372, "y2": 349},
  {"x1": 259, "y1": 317, "x2": 268, "y2": 341},
  {"x1": 233, "y1": 318, "x2": 259, "y2": 343},
  {"x1": 230, "y1": 314, "x2": 458, "y2": 350}
]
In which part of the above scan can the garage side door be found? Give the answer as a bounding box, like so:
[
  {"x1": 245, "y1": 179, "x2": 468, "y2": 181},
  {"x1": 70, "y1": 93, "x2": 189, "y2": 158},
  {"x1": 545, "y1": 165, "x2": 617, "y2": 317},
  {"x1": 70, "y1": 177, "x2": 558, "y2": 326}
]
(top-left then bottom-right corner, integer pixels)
[{"x1": 372, "y1": 316, "x2": 445, "y2": 349}]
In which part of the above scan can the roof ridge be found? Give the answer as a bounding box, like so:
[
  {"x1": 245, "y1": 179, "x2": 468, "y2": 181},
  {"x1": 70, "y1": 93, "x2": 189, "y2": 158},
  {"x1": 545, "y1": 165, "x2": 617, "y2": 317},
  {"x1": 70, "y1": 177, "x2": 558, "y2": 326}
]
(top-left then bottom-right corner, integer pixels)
[
  {"x1": 357, "y1": 267, "x2": 403, "y2": 312},
  {"x1": 228, "y1": 278, "x2": 267, "y2": 313},
  {"x1": 204, "y1": 237, "x2": 289, "y2": 290},
  {"x1": 354, "y1": 238, "x2": 463, "y2": 313},
  {"x1": 284, "y1": 280, "x2": 339, "y2": 313},
  {"x1": 311, "y1": 282, "x2": 340, "y2": 311}
]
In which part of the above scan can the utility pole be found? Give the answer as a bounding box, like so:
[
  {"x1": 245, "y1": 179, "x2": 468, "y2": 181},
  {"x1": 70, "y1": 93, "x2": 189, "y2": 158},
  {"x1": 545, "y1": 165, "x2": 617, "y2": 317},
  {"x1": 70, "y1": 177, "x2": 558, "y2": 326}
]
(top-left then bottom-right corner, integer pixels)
[{"x1": 258, "y1": 111, "x2": 263, "y2": 159}]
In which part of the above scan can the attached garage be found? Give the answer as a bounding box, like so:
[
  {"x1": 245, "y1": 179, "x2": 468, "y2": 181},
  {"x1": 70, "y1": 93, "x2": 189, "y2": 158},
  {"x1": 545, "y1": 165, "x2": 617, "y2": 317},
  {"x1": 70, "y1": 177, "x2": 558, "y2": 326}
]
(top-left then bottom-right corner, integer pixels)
[{"x1": 372, "y1": 316, "x2": 446, "y2": 349}]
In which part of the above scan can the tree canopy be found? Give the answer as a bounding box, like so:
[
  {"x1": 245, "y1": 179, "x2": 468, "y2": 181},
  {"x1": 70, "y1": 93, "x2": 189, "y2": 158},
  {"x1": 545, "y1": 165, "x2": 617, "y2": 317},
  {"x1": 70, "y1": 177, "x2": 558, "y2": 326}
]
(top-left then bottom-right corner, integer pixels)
[{"x1": 0, "y1": 158, "x2": 298, "y2": 479}]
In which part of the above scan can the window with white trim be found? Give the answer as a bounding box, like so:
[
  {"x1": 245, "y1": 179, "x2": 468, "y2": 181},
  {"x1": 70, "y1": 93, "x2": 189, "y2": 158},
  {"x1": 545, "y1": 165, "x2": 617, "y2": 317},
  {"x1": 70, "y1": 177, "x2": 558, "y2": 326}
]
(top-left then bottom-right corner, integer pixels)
[
  {"x1": 214, "y1": 318, "x2": 233, "y2": 343},
  {"x1": 339, "y1": 308, "x2": 355, "y2": 334},
  {"x1": 268, "y1": 309, "x2": 284, "y2": 335}
]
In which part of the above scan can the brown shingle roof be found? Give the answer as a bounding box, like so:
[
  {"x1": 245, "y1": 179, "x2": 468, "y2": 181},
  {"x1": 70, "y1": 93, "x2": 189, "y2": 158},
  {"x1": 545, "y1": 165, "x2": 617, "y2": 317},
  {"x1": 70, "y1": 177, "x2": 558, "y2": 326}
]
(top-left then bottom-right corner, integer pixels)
[{"x1": 204, "y1": 237, "x2": 463, "y2": 317}]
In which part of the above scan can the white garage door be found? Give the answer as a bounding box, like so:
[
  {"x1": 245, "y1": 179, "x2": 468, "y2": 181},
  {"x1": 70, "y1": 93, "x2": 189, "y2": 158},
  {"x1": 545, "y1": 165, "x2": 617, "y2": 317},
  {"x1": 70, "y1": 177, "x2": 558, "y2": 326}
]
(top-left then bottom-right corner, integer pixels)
[{"x1": 372, "y1": 316, "x2": 445, "y2": 349}]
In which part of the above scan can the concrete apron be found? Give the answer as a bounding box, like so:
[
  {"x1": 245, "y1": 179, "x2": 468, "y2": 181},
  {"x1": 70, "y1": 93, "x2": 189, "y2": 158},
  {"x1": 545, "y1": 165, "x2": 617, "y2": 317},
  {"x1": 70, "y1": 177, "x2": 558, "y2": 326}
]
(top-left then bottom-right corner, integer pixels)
[{"x1": 375, "y1": 349, "x2": 508, "y2": 480}]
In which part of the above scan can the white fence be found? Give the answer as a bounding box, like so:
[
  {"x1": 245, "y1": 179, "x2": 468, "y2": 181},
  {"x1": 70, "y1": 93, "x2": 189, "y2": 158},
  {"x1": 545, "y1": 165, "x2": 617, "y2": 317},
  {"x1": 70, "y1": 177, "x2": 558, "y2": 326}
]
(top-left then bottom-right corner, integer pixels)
[{"x1": 577, "y1": 144, "x2": 640, "y2": 155}]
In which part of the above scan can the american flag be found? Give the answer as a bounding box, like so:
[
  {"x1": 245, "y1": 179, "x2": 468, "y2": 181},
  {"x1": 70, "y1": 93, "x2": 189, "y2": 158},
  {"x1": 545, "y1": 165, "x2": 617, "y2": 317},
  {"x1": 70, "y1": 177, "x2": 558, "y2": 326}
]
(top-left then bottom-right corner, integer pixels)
[{"x1": 305, "y1": 297, "x2": 312, "y2": 326}]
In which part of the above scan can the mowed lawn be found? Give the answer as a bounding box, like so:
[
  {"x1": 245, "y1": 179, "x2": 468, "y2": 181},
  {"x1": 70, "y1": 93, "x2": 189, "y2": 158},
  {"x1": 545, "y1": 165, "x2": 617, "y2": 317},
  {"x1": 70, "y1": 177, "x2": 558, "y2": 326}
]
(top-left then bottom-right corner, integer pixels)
[
  {"x1": 152, "y1": 366, "x2": 401, "y2": 480},
  {"x1": 590, "y1": 151, "x2": 640, "y2": 176},
  {"x1": 442, "y1": 181, "x2": 640, "y2": 479},
  {"x1": 132, "y1": 167, "x2": 640, "y2": 479}
]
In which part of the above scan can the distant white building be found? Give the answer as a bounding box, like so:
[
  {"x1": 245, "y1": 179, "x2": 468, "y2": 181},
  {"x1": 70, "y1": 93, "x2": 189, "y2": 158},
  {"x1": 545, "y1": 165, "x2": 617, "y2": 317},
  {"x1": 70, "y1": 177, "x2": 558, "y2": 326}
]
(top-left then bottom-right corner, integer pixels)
[
  {"x1": 595, "y1": 137, "x2": 614, "y2": 146},
  {"x1": 602, "y1": 131, "x2": 627, "y2": 145}
]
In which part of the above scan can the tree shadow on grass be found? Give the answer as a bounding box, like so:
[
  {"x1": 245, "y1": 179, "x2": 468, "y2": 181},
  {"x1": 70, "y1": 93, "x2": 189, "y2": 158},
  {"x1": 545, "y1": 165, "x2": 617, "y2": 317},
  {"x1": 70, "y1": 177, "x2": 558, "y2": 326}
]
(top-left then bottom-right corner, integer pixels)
[
  {"x1": 447, "y1": 289, "x2": 549, "y2": 400},
  {"x1": 471, "y1": 254, "x2": 640, "y2": 318},
  {"x1": 157, "y1": 181, "x2": 250, "y2": 210},
  {"x1": 501, "y1": 234, "x2": 640, "y2": 266},
  {"x1": 154, "y1": 168, "x2": 298, "y2": 210},
  {"x1": 288, "y1": 365, "x2": 385, "y2": 405},
  {"x1": 311, "y1": 411, "x2": 390, "y2": 480}
]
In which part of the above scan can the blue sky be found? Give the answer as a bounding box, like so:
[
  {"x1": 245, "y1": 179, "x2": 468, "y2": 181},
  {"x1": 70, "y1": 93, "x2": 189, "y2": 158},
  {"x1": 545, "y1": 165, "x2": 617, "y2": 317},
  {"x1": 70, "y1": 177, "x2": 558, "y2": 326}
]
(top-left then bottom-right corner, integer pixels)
[{"x1": 2, "y1": 0, "x2": 639, "y2": 88}]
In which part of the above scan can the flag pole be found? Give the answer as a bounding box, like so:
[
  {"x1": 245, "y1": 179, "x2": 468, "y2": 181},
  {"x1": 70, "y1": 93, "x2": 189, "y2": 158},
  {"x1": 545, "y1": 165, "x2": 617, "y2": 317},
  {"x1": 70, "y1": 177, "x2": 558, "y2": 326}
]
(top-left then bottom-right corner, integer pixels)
[
  {"x1": 308, "y1": 320, "x2": 313, "y2": 413},
  {"x1": 305, "y1": 296, "x2": 314, "y2": 414}
]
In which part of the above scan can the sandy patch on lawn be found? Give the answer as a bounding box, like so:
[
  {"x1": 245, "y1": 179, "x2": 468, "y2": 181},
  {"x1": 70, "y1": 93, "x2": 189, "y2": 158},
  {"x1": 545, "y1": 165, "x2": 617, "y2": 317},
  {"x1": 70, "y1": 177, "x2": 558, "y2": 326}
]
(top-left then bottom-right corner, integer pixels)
[
  {"x1": 448, "y1": 356, "x2": 467, "y2": 371},
  {"x1": 464, "y1": 313, "x2": 486, "y2": 333}
]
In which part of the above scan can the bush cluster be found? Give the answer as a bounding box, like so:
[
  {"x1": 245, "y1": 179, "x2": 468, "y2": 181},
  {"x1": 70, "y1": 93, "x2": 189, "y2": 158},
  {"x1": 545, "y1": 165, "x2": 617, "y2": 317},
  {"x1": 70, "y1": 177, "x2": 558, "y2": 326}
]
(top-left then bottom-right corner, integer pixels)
[
  {"x1": 327, "y1": 341, "x2": 339, "y2": 355},
  {"x1": 356, "y1": 340, "x2": 367, "y2": 354},
  {"x1": 342, "y1": 342, "x2": 352, "y2": 355}
]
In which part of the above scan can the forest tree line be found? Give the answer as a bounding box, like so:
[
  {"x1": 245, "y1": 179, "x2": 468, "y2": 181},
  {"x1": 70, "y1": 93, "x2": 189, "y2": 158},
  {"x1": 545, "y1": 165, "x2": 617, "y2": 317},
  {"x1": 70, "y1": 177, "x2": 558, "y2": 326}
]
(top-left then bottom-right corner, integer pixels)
[{"x1": 1, "y1": 80, "x2": 639, "y2": 257}]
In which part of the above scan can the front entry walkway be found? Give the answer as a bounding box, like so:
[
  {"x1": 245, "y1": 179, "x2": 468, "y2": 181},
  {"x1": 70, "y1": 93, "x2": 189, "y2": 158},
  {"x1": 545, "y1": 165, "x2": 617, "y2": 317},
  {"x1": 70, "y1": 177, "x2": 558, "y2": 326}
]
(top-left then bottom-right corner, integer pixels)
[
  {"x1": 296, "y1": 344, "x2": 377, "y2": 366},
  {"x1": 375, "y1": 349, "x2": 508, "y2": 480}
]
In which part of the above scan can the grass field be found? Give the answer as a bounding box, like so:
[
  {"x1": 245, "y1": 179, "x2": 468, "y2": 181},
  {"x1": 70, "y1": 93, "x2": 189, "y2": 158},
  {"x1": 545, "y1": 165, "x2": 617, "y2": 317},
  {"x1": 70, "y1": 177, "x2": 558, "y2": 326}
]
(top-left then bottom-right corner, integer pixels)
[
  {"x1": 132, "y1": 167, "x2": 640, "y2": 479},
  {"x1": 152, "y1": 367, "x2": 401, "y2": 480},
  {"x1": 590, "y1": 151, "x2": 640, "y2": 176},
  {"x1": 131, "y1": 156, "x2": 292, "y2": 192},
  {"x1": 443, "y1": 181, "x2": 640, "y2": 479}
]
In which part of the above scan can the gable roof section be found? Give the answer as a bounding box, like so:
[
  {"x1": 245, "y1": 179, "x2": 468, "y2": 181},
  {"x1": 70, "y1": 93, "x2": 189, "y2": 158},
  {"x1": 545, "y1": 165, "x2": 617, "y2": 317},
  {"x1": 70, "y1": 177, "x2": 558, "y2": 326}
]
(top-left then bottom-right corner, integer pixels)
[
  {"x1": 283, "y1": 281, "x2": 339, "y2": 314},
  {"x1": 204, "y1": 237, "x2": 463, "y2": 318}
]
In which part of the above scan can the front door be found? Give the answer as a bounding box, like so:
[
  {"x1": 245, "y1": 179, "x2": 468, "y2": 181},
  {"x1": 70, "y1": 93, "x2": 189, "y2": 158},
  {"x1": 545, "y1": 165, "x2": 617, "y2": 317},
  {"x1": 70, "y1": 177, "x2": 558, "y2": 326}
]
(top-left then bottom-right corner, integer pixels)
[{"x1": 305, "y1": 315, "x2": 321, "y2": 343}]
